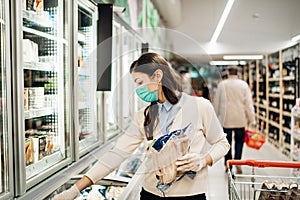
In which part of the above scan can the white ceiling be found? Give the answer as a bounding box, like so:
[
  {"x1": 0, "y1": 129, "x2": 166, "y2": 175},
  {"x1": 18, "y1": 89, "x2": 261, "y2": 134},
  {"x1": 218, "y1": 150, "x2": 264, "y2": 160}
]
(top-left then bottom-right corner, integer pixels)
[{"x1": 154, "y1": 0, "x2": 300, "y2": 61}]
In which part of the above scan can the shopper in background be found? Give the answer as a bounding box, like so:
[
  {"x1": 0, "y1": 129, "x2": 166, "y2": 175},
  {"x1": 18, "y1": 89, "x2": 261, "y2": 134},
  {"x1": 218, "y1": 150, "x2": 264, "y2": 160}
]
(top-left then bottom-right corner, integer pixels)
[
  {"x1": 177, "y1": 67, "x2": 194, "y2": 95},
  {"x1": 192, "y1": 80, "x2": 211, "y2": 101},
  {"x1": 54, "y1": 52, "x2": 229, "y2": 200},
  {"x1": 213, "y1": 66, "x2": 255, "y2": 174}
]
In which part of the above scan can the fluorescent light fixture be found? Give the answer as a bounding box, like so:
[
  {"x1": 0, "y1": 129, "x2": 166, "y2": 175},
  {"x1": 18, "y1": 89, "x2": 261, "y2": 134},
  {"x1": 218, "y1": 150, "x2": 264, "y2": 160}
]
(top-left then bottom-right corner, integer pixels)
[
  {"x1": 209, "y1": 60, "x2": 246, "y2": 65},
  {"x1": 210, "y1": 0, "x2": 235, "y2": 43},
  {"x1": 291, "y1": 34, "x2": 300, "y2": 42},
  {"x1": 223, "y1": 55, "x2": 263, "y2": 60}
]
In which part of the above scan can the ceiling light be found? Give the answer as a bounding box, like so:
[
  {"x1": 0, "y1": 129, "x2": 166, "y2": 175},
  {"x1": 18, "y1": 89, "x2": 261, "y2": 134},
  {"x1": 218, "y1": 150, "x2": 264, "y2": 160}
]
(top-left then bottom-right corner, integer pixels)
[
  {"x1": 223, "y1": 55, "x2": 263, "y2": 60},
  {"x1": 291, "y1": 34, "x2": 300, "y2": 42},
  {"x1": 210, "y1": 0, "x2": 235, "y2": 43},
  {"x1": 209, "y1": 60, "x2": 246, "y2": 66}
]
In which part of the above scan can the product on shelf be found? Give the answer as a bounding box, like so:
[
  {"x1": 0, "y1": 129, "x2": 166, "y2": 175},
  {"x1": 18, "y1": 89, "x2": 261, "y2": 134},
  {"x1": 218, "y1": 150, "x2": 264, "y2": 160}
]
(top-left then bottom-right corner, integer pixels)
[
  {"x1": 23, "y1": 0, "x2": 35, "y2": 11},
  {"x1": 25, "y1": 129, "x2": 56, "y2": 165},
  {"x1": 23, "y1": 39, "x2": 39, "y2": 63},
  {"x1": 23, "y1": 0, "x2": 44, "y2": 14},
  {"x1": 25, "y1": 138, "x2": 33, "y2": 165},
  {"x1": 28, "y1": 87, "x2": 45, "y2": 109},
  {"x1": 35, "y1": 0, "x2": 44, "y2": 15},
  {"x1": 75, "y1": 185, "x2": 125, "y2": 200},
  {"x1": 24, "y1": 88, "x2": 29, "y2": 111}
]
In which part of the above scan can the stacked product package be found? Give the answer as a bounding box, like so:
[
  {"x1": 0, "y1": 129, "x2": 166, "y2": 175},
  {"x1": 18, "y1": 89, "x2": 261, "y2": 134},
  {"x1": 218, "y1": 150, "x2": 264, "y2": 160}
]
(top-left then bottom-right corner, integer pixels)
[{"x1": 75, "y1": 185, "x2": 125, "y2": 200}]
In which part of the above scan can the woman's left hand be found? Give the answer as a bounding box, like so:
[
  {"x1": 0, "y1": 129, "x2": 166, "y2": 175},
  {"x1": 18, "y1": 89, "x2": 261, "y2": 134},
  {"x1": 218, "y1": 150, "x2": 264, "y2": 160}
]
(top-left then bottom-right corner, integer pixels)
[{"x1": 176, "y1": 153, "x2": 207, "y2": 172}]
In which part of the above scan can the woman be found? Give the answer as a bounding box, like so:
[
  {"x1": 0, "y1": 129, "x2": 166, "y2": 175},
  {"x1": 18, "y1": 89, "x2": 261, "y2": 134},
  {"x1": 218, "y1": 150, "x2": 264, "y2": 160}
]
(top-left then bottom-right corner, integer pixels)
[{"x1": 54, "y1": 52, "x2": 229, "y2": 200}]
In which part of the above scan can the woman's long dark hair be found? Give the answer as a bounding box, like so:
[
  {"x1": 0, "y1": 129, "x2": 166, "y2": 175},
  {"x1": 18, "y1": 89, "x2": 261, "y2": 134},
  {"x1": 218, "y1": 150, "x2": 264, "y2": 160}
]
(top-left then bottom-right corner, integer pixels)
[{"x1": 130, "y1": 52, "x2": 182, "y2": 140}]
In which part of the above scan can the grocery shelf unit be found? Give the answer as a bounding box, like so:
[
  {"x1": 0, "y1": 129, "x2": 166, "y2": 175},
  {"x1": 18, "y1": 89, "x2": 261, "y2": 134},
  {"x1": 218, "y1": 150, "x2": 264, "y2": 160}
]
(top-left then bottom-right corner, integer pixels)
[
  {"x1": 268, "y1": 51, "x2": 281, "y2": 149},
  {"x1": 291, "y1": 99, "x2": 300, "y2": 176},
  {"x1": 246, "y1": 43, "x2": 299, "y2": 159}
]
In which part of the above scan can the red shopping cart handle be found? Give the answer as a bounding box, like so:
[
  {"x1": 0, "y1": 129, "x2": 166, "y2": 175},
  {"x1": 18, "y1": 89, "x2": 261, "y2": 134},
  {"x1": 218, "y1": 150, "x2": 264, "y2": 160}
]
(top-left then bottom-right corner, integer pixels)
[{"x1": 226, "y1": 160, "x2": 300, "y2": 169}]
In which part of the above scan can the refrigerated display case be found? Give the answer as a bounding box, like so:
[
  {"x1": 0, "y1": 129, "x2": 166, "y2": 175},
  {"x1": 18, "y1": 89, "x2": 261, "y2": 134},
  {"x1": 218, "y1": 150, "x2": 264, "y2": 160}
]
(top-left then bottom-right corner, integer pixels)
[
  {"x1": 76, "y1": 0, "x2": 100, "y2": 155},
  {"x1": 46, "y1": 142, "x2": 146, "y2": 200},
  {"x1": 0, "y1": 0, "x2": 13, "y2": 199},
  {"x1": 11, "y1": 0, "x2": 72, "y2": 194}
]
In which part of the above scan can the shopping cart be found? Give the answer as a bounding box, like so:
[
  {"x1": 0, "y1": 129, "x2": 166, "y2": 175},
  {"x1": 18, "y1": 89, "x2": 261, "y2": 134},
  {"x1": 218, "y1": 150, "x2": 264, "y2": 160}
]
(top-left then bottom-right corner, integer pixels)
[{"x1": 227, "y1": 160, "x2": 300, "y2": 200}]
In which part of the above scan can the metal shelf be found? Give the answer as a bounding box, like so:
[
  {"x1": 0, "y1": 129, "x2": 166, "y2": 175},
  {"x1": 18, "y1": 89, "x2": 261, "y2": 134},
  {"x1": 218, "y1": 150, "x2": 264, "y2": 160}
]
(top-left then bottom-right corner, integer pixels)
[
  {"x1": 269, "y1": 93, "x2": 280, "y2": 98},
  {"x1": 268, "y1": 138, "x2": 280, "y2": 148},
  {"x1": 258, "y1": 115, "x2": 266, "y2": 121},
  {"x1": 24, "y1": 62, "x2": 57, "y2": 72},
  {"x1": 269, "y1": 106, "x2": 280, "y2": 113},
  {"x1": 23, "y1": 10, "x2": 52, "y2": 28},
  {"x1": 282, "y1": 143, "x2": 291, "y2": 150},
  {"x1": 269, "y1": 120, "x2": 280, "y2": 129},
  {"x1": 293, "y1": 134, "x2": 300, "y2": 141},
  {"x1": 269, "y1": 77, "x2": 280, "y2": 82},
  {"x1": 282, "y1": 76, "x2": 295, "y2": 81},
  {"x1": 23, "y1": 27, "x2": 68, "y2": 44},
  {"x1": 283, "y1": 95, "x2": 295, "y2": 100},
  {"x1": 24, "y1": 108, "x2": 56, "y2": 119},
  {"x1": 282, "y1": 127, "x2": 291, "y2": 133},
  {"x1": 282, "y1": 111, "x2": 291, "y2": 117},
  {"x1": 258, "y1": 103, "x2": 266, "y2": 109}
]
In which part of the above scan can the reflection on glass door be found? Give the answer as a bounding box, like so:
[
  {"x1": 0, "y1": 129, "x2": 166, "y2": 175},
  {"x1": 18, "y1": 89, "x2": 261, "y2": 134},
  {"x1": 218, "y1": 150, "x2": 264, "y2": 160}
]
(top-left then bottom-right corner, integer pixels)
[
  {"x1": 22, "y1": 0, "x2": 70, "y2": 180},
  {"x1": 77, "y1": 0, "x2": 98, "y2": 153},
  {"x1": 104, "y1": 21, "x2": 121, "y2": 140},
  {"x1": 0, "y1": 0, "x2": 12, "y2": 198}
]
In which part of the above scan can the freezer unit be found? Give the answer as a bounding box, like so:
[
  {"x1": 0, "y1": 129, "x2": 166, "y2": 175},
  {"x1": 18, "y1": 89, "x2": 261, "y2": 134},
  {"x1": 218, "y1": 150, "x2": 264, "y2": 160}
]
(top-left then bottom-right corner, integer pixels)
[
  {"x1": 0, "y1": 0, "x2": 13, "y2": 199},
  {"x1": 11, "y1": 0, "x2": 73, "y2": 194},
  {"x1": 76, "y1": 0, "x2": 100, "y2": 155}
]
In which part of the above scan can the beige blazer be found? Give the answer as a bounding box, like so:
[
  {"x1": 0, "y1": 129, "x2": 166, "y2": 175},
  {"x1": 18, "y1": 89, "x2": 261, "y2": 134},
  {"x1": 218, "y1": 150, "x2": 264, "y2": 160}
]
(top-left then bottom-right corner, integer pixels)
[
  {"x1": 213, "y1": 76, "x2": 256, "y2": 128},
  {"x1": 86, "y1": 94, "x2": 230, "y2": 197}
]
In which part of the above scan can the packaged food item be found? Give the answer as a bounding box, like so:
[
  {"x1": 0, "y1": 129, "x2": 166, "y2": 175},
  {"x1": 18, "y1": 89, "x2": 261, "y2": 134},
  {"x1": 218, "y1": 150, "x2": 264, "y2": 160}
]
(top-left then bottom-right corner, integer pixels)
[
  {"x1": 78, "y1": 44, "x2": 84, "y2": 67},
  {"x1": 24, "y1": 88, "x2": 28, "y2": 111},
  {"x1": 28, "y1": 87, "x2": 45, "y2": 109},
  {"x1": 23, "y1": 0, "x2": 35, "y2": 11},
  {"x1": 46, "y1": 134, "x2": 54, "y2": 155},
  {"x1": 38, "y1": 134, "x2": 47, "y2": 159},
  {"x1": 31, "y1": 137, "x2": 39, "y2": 163},
  {"x1": 25, "y1": 138, "x2": 33, "y2": 165},
  {"x1": 148, "y1": 125, "x2": 191, "y2": 185},
  {"x1": 34, "y1": 0, "x2": 44, "y2": 15},
  {"x1": 23, "y1": 39, "x2": 39, "y2": 63}
]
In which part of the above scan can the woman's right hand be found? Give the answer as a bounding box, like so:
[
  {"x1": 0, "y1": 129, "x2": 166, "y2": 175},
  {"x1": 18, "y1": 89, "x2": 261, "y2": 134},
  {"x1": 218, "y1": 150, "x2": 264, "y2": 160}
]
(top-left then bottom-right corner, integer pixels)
[{"x1": 53, "y1": 185, "x2": 80, "y2": 200}]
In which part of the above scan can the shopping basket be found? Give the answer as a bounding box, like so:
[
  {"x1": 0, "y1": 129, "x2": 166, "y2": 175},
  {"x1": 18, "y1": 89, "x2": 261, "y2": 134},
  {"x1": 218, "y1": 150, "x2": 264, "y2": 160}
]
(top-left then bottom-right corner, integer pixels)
[
  {"x1": 227, "y1": 160, "x2": 300, "y2": 200},
  {"x1": 244, "y1": 130, "x2": 266, "y2": 150}
]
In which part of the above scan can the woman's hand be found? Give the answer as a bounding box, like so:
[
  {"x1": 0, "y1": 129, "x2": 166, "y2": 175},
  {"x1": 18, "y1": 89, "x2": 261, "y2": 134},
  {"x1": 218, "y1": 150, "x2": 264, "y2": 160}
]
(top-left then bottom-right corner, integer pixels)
[
  {"x1": 176, "y1": 153, "x2": 207, "y2": 172},
  {"x1": 53, "y1": 185, "x2": 80, "y2": 200}
]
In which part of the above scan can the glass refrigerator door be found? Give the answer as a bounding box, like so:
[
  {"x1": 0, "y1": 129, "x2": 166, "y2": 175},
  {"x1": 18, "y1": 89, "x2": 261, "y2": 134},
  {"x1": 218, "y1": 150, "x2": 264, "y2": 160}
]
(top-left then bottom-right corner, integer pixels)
[
  {"x1": 22, "y1": 0, "x2": 71, "y2": 184},
  {"x1": 103, "y1": 21, "x2": 122, "y2": 140},
  {"x1": 77, "y1": 0, "x2": 99, "y2": 154},
  {"x1": 0, "y1": 0, "x2": 13, "y2": 198}
]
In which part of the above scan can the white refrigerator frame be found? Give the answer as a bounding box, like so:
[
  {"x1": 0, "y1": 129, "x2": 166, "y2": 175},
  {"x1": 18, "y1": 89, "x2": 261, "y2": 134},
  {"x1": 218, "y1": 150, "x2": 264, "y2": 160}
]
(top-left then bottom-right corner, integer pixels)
[
  {"x1": 0, "y1": 0, "x2": 14, "y2": 199},
  {"x1": 10, "y1": 0, "x2": 74, "y2": 197},
  {"x1": 74, "y1": 0, "x2": 101, "y2": 159}
]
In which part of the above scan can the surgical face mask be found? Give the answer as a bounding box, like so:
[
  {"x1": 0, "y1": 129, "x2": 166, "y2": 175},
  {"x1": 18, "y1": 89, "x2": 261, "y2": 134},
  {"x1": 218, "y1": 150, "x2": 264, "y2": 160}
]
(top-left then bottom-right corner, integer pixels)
[{"x1": 136, "y1": 84, "x2": 158, "y2": 103}]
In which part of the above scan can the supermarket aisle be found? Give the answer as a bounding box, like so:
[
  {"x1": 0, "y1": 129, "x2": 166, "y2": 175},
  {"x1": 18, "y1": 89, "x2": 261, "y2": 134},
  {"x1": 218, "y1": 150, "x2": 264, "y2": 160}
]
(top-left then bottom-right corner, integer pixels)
[{"x1": 206, "y1": 141, "x2": 290, "y2": 200}]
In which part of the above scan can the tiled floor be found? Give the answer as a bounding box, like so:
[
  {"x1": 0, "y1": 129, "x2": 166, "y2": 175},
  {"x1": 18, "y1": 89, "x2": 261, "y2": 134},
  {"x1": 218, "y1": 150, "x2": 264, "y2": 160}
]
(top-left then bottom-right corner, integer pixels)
[{"x1": 207, "y1": 141, "x2": 291, "y2": 200}]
